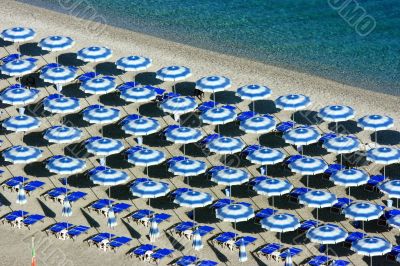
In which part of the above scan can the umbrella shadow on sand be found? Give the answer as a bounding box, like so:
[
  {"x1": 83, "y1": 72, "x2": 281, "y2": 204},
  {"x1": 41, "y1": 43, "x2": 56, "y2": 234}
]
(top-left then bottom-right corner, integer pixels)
[
  {"x1": 207, "y1": 240, "x2": 229, "y2": 263},
  {"x1": 135, "y1": 72, "x2": 162, "y2": 86},
  {"x1": 182, "y1": 174, "x2": 214, "y2": 189},
  {"x1": 259, "y1": 133, "x2": 289, "y2": 148},
  {"x1": 328, "y1": 120, "x2": 362, "y2": 134},
  {"x1": 148, "y1": 196, "x2": 176, "y2": 210},
  {"x1": 374, "y1": 130, "x2": 400, "y2": 145},
  {"x1": 99, "y1": 92, "x2": 126, "y2": 107},
  {"x1": 138, "y1": 102, "x2": 165, "y2": 117},
  {"x1": 95, "y1": 62, "x2": 124, "y2": 76},
  {"x1": 250, "y1": 99, "x2": 278, "y2": 115},
  {"x1": 121, "y1": 219, "x2": 141, "y2": 239},
  {"x1": 214, "y1": 91, "x2": 241, "y2": 105},
  {"x1": 80, "y1": 209, "x2": 100, "y2": 228},
  {"x1": 109, "y1": 185, "x2": 132, "y2": 201},
  {"x1": 236, "y1": 220, "x2": 264, "y2": 234},
  {"x1": 23, "y1": 130, "x2": 48, "y2": 147},
  {"x1": 67, "y1": 173, "x2": 93, "y2": 189},
  {"x1": 219, "y1": 122, "x2": 243, "y2": 137},
  {"x1": 293, "y1": 110, "x2": 323, "y2": 125},
  {"x1": 61, "y1": 82, "x2": 87, "y2": 98},
  {"x1": 37, "y1": 198, "x2": 56, "y2": 218},
  {"x1": 106, "y1": 153, "x2": 132, "y2": 169},
  {"x1": 175, "y1": 81, "x2": 196, "y2": 96},
  {"x1": 102, "y1": 124, "x2": 128, "y2": 139},
  {"x1": 58, "y1": 52, "x2": 85, "y2": 67},
  {"x1": 0, "y1": 192, "x2": 11, "y2": 207},
  {"x1": 20, "y1": 42, "x2": 48, "y2": 57},
  {"x1": 385, "y1": 164, "x2": 400, "y2": 179},
  {"x1": 24, "y1": 162, "x2": 52, "y2": 178}
]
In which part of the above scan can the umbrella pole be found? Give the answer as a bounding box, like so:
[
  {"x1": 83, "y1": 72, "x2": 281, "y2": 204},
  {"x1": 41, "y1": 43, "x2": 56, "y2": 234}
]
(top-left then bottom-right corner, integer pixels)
[
  {"x1": 316, "y1": 208, "x2": 319, "y2": 225},
  {"x1": 349, "y1": 187, "x2": 351, "y2": 198},
  {"x1": 272, "y1": 196, "x2": 274, "y2": 208},
  {"x1": 306, "y1": 175, "x2": 309, "y2": 188},
  {"x1": 230, "y1": 184, "x2": 232, "y2": 200},
  {"x1": 183, "y1": 144, "x2": 185, "y2": 156},
  {"x1": 375, "y1": 131, "x2": 377, "y2": 147},
  {"x1": 193, "y1": 208, "x2": 196, "y2": 223},
  {"x1": 340, "y1": 154, "x2": 343, "y2": 167},
  {"x1": 336, "y1": 122, "x2": 338, "y2": 134},
  {"x1": 253, "y1": 101, "x2": 255, "y2": 113}
]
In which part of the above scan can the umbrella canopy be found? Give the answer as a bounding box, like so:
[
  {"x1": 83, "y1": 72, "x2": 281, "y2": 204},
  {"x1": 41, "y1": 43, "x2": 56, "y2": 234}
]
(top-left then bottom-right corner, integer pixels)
[
  {"x1": 40, "y1": 66, "x2": 77, "y2": 84},
  {"x1": 275, "y1": 94, "x2": 311, "y2": 111},
  {"x1": 80, "y1": 76, "x2": 116, "y2": 95},
  {"x1": 44, "y1": 126, "x2": 82, "y2": 144},
  {"x1": 115, "y1": 55, "x2": 152, "y2": 72},
  {"x1": 130, "y1": 180, "x2": 170, "y2": 198},
  {"x1": 254, "y1": 178, "x2": 293, "y2": 197},
  {"x1": 192, "y1": 230, "x2": 203, "y2": 251},
  {"x1": 285, "y1": 252, "x2": 293, "y2": 266},
  {"x1": 43, "y1": 95, "x2": 80, "y2": 114},
  {"x1": 195, "y1": 76, "x2": 231, "y2": 93},
  {"x1": 160, "y1": 96, "x2": 197, "y2": 115},
  {"x1": 387, "y1": 215, "x2": 400, "y2": 229},
  {"x1": 330, "y1": 168, "x2": 369, "y2": 187},
  {"x1": 118, "y1": 85, "x2": 156, "y2": 102},
  {"x1": 1, "y1": 58, "x2": 38, "y2": 77},
  {"x1": 0, "y1": 84, "x2": 39, "y2": 106},
  {"x1": 323, "y1": 136, "x2": 360, "y2": 154},
  {"x1": 1, "y1": 27, "x2": 35, "y2": 42},
  {"x1": 82, "y1": 106, "x2": 120, "y2": 124},
  {"x1": 343, "y1": 202, "x2": 383, "y2": 221},
  {"x1": 283, "y1": 127, "x2": 320, "y2": 146},
  {"x1": 240, "y1": 116, "x2": 276, "y2": 134},
  {"x1": 306, "y1": 225, "x2": 348, "y2": 244},
  {"x1": 366, "y1": 147, "x2": 400, "y2": 165},
  {"x1": 90, "y1": 168, "x2": 129, "y2": 186},
  {"x1": 121, "y1": 117, "x2": 160, "y2": 136},
  {"x1": 299, "y1": 190, "x2": 337, "y2": 208},
  {"x1": 3, "y1": 145, "x2": 43, "y2": 164},
  {"x1": 216, "y1": 203, "x2": 254, "y2": 222},
  {"x1": 379, "y1": 180, "x2": 400, "y2": 198},
  {"x1": 149, "y1": 218, "x2": 159, "y2": 242},
  {"x1": 239, "y1": 241, "x2": 248, "y2": 262},
  {"x1": 165, "y1": 127, "x2": 203, "y2": 144},
  {"x1": 3, "y1": 115, "x2": 41, "y2": 132},
  {"x1": 246, "y1": 147, "x2": 285, "y2": 165},
  {"x1": 358, "y1": 115, "x2": 394, "y2": 131},
  {"x1": 288, "y1": 157, "x2": 328, "y2": 175},
  {"x1": 62, "y1": 199, "x2": 72, "y2": 217},
  {"x1": 156, "y1": 65, "x2": 191, "y2": 82},
  {"x1": 77, "y1": 46, "x2": 112, "y2": 62},
  {"x1": 107, "y1": 208, "x2": 117, "y2": 228},
  {"x1": 318, "y1": 105, "x2": 355, "y2": 122},
  {"x1": 46, "y1": 156, "x2": 86, "y2": 175},
  {"x1": 207, "y1": 137, "x2": 245, "y2": 155},
  {"x1": 174, "y1": 190, "x2": 213, "y2": 208},
  {"x1": 236, "y1": 84, "x2": 272, "y2": 100},
  {"x1": 261, "y1": 213, "x2": 300, "y2": 232},
  {"x1": 351, "y1": 237, "x2": 391, "y2": 256},
  {"x1": 85, "y1": 137, "x2": 124, "y2": 156},
  {"x1": 211, "y1": 168, "x2": 250, "y2": 186},
  {"x1": 169, "y1": 159, "x2": 207, "y2": 176},
  {"x1": 16, "y1": 185, "x2": 27, "y2": 205},
  {"x1": 38, "y1": 35, "x2": 74, "y2": 51},
  {"x1": 200, "y1": 107, "x2": 237, "y2": 125},
  {"x1": 127, "y1": 148, "x2": 166, "y2": 166}
]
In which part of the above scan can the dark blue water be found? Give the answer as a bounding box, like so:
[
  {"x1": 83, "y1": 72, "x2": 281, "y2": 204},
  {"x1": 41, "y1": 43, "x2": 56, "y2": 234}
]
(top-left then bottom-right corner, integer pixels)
[{"x1": 19, "y1": 0, "x2": 400, "y2": 95}]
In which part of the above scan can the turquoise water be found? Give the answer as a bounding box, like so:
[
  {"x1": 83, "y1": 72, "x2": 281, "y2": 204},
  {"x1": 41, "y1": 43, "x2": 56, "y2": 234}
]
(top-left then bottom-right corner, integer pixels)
[{"x1": 20, "y1": 0, "x2": 400, "y2": 95}]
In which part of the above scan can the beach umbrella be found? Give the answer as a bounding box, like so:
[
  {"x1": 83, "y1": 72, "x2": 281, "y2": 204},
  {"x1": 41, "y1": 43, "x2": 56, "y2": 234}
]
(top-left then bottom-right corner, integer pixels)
[
  {"x1": 246, "y1": 148, "x2": 285, "y2": 175},
  {"x1": 343, "y1": 202, "x2": 383, "y2": 229},
  {"x1": 80, "y1": 76, "x2": 116, "y2": 95},
  {"x1": 261, "y1": 213, "x2": 300, "y2": 239},
  {"x1": 366, "y1": 147, "x2": 400, "y2": 177},
  {"x1": 90, "y1": 168, "x2": 129, "y2": 186},
  {"x1": 288, "y1": 157, "x2": 328, "y2": 187},
  {"x1": 238, "y1": 240, "x2": 248, "y2": 263},
  {"x1": 212, "y1": 168, "x2": 249, "y2": 198},
  {"x1": 107, "y1": 208, "x2": 117, "y2": 228},
  {"x1": 3, "y1": 115, "x2": 41, "y2": 133},
  {"x1": 236, "y1": 84, "x2": 272, "y2": 112},
  {"x1": 156, "y1": 65, "x2": 192, "y2": 92},
  {"x1": 16, "y1": 184, "x2": 27, "y2": 205},
  {"x1": 46, "y1": 156, "x2": 86, "y2": 175},
  {"x1": 254, "y1": 178, "x2": 293, "y2": 207},
  {"x1": 77, "y1": 46, "x2": 112, "y2": 73},
  {"x1": 130, "y1": 180, "x2": 170, "y2": 200},
  {"x1": 351, "y1": 237, "x2": 392, "y2": 266},
  {"x1": 118, "y1": 84, "x2": 156, "y2": 103},
  {"x1": 44, "y1": 126, "x2": 82, "y2": 144},
  {"x1": 330, "y1": 169, "x2": 369, "y2": 197},
  {"x1": 207, "y1": 137, "x2": 245, "y2": 156},
  {"x1": 387, "y1": 215, "x2": 400, "y2": 229},
  {"x1": 307, "y1": 224, "x2": 348, "y2": 257},
  {"x1": 169, "y1": 159, "x2": 207, "y2": 177},
  {"x1": 1, "y1": 27, "x2": 35, "y2": 43},
  {"x1": 200, "y1": 107, "x2": 237, "y2": 126},
  {"x1": 323, "y1": 136, "x2": 361, "y2": 165},
  {"x1": 2, "y1": 145, "x2": 42, "y2": 164},
  {"x1": 217, "y1": 203, "x2": 254, "y2": 240},
  {"x1": 0, "y1": 84, "x2": 39, "y2": 106},
  {"x1": 285, "y1": 252, "x2": 293, "y2": 266},
  {"x1": 149, "y1": 218, "x2": 159, "y2": 242},
  {"x1": 275, "y1": 94, "x2": 311, "y2": 124},
  {"x1": 195, "y1": 76, "x2": 231, "y2": 102},
  {"x1": 160, "y1": 96, "x2": 197, "y2": 121},
  {"x1": 40, "y1": 65, "x2": 78, "y2": 92},
  {"x1": 318, "y1": 105, "x2": 355, "y2": 133},
  {"x1": 192, "y1": 230, "x2": 203, "y2": 251},
  {"x1": 174, "y1": 190, "x2": 213, "y2": 223},
  {"x1": 121, "y1": 117, "x2": 160, "y2": 141},
  {"x1": 283, "y1": 127, "x2": 320, "y2": 152},
  {"x1": 127, "y1": 148, "x2": 166, "y2": 175},
  {"x1": 358, "y1": 115, "x2": 394, "y2": 146},
  {"x1": 165, "y1": 127, "x2": 203, "y2": 154},
  {"x1": 299, "y1": 190, "x2": 337, "y2": 224},
  {"x1": 38, "y1": 35, "x2": 74, "y2": 51},
  {"x1": 1, "y1": 58, "x2": 38, "y2": 77},
  {"x1": 379, "y1": 180, "x2": 400, "y2": 206},
  {"x1": 240, "y1": 115, "x2": 276, "y2": 136},
  {"x1": 82, "y1": 106, "x2": 120, "y2": 134},
  {"x1": 43, "y1": 94, "x2": 80, "y2": 115},
  {"x1": 115, "y1": 55, "x2": 152, "y2": 81},
  {"x1": 85, "y1": 137, "x2": 124, "y2": 156},
  {"x1": 62, "y1": 199, "x2": 72, "y2": 217}
]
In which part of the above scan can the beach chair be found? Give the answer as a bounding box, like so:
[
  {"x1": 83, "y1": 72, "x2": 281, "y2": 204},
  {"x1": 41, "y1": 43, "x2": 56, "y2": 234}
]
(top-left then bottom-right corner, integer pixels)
[
  {"x1": 78, "y1": 71, "x2": 97, "y2": 82},
  {"x1": 378, "y1": 209, "x2": 400, "y2": 226},
  {"x1": 197, "y1": 260, "x2": 218, "y2": 266},
  {"x1": 329, "y1": 260, "x2": 350, "y2": 266},
  {"x1": 2, "y1": 176, "x2": 29, "y2": 191},
  {"x1": 1, "y1": 210, "x2": 29, "y2": 224},
  {"x1": 279, "y1": 247, "x2": 302, "y2": 262},
  {"x1": 66, "y1": 191, "x2": 87, "y2": 203},
  {"x1": 129, "y1": 177, "x2": 152, "y2": 187},
  {"x1": 169, "y1": 188, "x2": 193, "y2": 200},
  {"x1": 112, "y1": 202, "x2": 132, "y2": 214},
  {"x1": 119, "y1": 114, "x2": 143, "y2": 126},
  {"x1": 365, "y1": 175, "x2": 386, "y2": 191},
  {"x1": 318, "y1": 133, "x2": 337, "y2": 144},
  {"x1": 173, "y1": 255, "x2": 198, "y2": 266},
  {"x1": 171, "y1": 221, "x2": 196, "y2": 236},
  {"x1": 87, "y1": 199, "x2": 115, "y2": 213},
  {"x1": 188, "y1": 225, "x2": 215, "y2": 239},
  {"x1": 197, "y1": 101, "x2": 219, "y2": 112},
  {"x1": 198, "y1": 134, "x2": 221, "y2": 149},
  {"x1": 386, "y1": 245, "x2": 400, "y2": 262},
  {"x1": 237, "y1": 111, "x2": 257, "y2": 122},
  {"x1": 255, "y1": 208, "x2": 278, "y2": 222},
  {"x1": 212, "y1": 232, "x2": 237, "y2": 247},
  {"x1": 324, "y1": 164, "x2": 344, "y2": 177},
  {"x1": 23, "y1": 180, "x2": 45, "y2": 195},
  {"x1": 66, "y1": 225, "x2": 90, "y2": 240},
  {"x1": 330, "y1": 197, "x2": 353, "y2": 214},
  {"x1": 152, "y1": 213, "x2": 172, "y2": 225},
  {"x1": 130, "y1": 244, "x2": 157, "y2": 259},
  {"x1": 117, "y1": 81, "x2": 139, "y2": 92},
  {"x1": 22, "y1": 214, "x2": 45, "y2": 229},
  {"x1": 87, "y1": 166, "x2": 111, "y2": 176},
  {"x1": 207, "y1": 166, "x2": 227, "y2": 178},
  {"x1": 157, "y1": 92, "x2": 180, "y2": 103},
  {"x1": 87, "y1": 232, "x2": 115, "y2": 247},
  {"x1": 2, "y1": 53, "x2": 21, "y2": 63},
  {"x1": 46, "y1": 222, "x2": 74, "y2": 236},
  {"x1": 150, "y1": 248, "x2": 174, "y2": 263},
  {"x1": 128, "y1": 209, "x2": 154, "y2": 224},
  {"x1": 162, "y1": 124, "x2": 181, "y2": 136},
  {"x1": 257, "y1": 243, "x2": 284, "y2": 260},
  {"x1": 145, "y1": 85, "x2": 165, "y2": 99},
  {"x1": 109, "y1": 236, "x2": 132, "y2": 252},
  {"x1": 305, "y1": 255, "x2": 330, "y2": 266},
  {"x1": 210, "y1": 198, "x2": 234, "y2": 209},
  {"x1": 236, "y1": 201, "x2": 252, "y2": 207},
  {"x1": 289, "y1": 187, "x2": 312, "y2": 203},
  {"x1": 343, "y1": 231, "x2": 366, "y2": 248},
  {"x1": 284, "y1": 154, "x2": 304, "y2": 165},
  {"x1": 240, "y1": 144, "x2": 262, "y2": 158},
  {"x1": 43, "y1": 187, "x2": 69, "y2": 201},
  {"x1": 298, "y1": 220, "x2": 318, "y2": 232},
  {"x1": 234, "y1": 236, "x2": 257, "y2": 249},
  {"x1": 167, "y1": 156, "x2": 188, "y2": 167},
  {"x1": 247, "y1": 176, "x2": 268, "y2": 188},
  {"x1": 276, "y1": 121, "x2": 296, "y2": 133}
]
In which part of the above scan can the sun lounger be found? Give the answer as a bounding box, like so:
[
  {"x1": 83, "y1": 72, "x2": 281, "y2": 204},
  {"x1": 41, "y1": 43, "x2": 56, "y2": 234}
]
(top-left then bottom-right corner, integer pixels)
[
  {"x1": 171, "y1": 221, "x2": 196, "y2": 236},
  {"x1": 46, "y1": 222, "x2": 74, "y2": 236},
  {"x1": 78, "y1": 71, "x2": 97, "y2": 82},
  {"x1": 324, "y1": 164, "x2": 344, "y2": 177},
  {"x1": 162, "y1": 124, "x2": 181, "y2": 135},
  {"x1": 145, "y1": 85, "x2": 164, "y2": 96},
  {"x1": 343, "y1": 231, "x2": 366, "y2": 248},
  {"x1": 66, "y1": 191, "x2": 87, "y2": 203},
  {"x1": 150, "y1": 248, "x2": 174, "y2": 263},
  {"x1": 43, "y1": 187, "x2": 69, "y2": 201},
  {"x1": 22, "y1": 214, "x2": 45, "y2": 229},
  {"x1": 378, "y1": 209, "x2": 400, "y2": 226},
  {"x1": 87, "y1": 166, "x2": 111, "y2": 176},
  {"x1": 305, "y1": 255, "x2": 330, "y2": 266},
  {"x1": 152, "y1": 213, "x2": 172, "y2": 224},
  {"x1": 174, "y1": 255, "x2": 198, "y2": 266},
  {"x1": 279, "y1": 247, "x2": 302, "y2": 262},
  {"x1": 276, "y1": 121, "x2": 296, "y2": 133},
  {"x1": 119, "y1": 114, "x2": 143, "y2": 126},
  {"x1": 130, "y1": 244, "x2": 157, "y2": 259},
  {"x1": 257, "y1": 243, "x2": 284, "y2": 260},
  {"x1": 240, "y1": 144, "x2": 262, "y2": 158},
  {"x1": 66, "y1": 225, "x2": 90, "y2": 240},
  {"x1": 212, "y1": 232, "x2": 237, "y2": 246},
  {"x1": 233, "y1": 236, "x2": 257, "y2": 249},
  {"x1": 87, "y1": 232, "x2": 115, "y2": 247},
  {"x1": 331, "y1": 197, "x2": 353, "y2": 214},
  {"x1": 197, "y1": 260, "x2": 218, "y2": 266},
  {"x1": 210, "y1": 198, "x2": 234, "y2": 209},
  {"x1": 247, "y1": 176, "x2": 267, "y2": 188},
  {"x1": 207, "y1": 166, "x2": 227, "y2": 178},
  {"x1": 117, "y1": 81, "x2": 139, "y2": 91},
  {"x1": 365, "y1": 174, "x2": 386, "y2": 191},
  {"x1": 128, "y1": 209, "x2": 154, "y2": 224},
  {"x1": 236, "y1": 201, "x2": 252, "y2": 207},
  {"x1": 298, "y1": 220, "x2": 318, "y2": 232},
  {"x1": 167, "y1": 156, "x2": 188, "y2": 167},
  {"x1": 198, "y1": 134, "x2": 221, "y2": 148},
  {"x1": 87, "y1": 199, "x2": 115, "y2": 213},
  {"x1": 329, "y1": 260, "x2": 350, "y2": 266},
  {"x1": 23, "y1": 180, "x2": 45, "y2": 195},
  {"x1": 289, "y1": 187, "x2": 312, "y2": 203},
  {"x1": 169, "y1": 188, "x2": 193, "y2": 200},
  {"x1": 284, "y1": 155, "x2": 304, "y2": 165},
  {"x1": 2, "y1": 176, "x2": 29, "y2": 190},
  {"x1": 318, "y1": 133, "x2": 337, "y2": 143},
  {"x1": 157, "y1": 92, "x2": 180, "y2": 103},
  {"x1": 184, "y1": 225, "x2": 215, "y2": 239},
  {"x1": 1, "y1": 210, "x2": 29, "y2": 224},
  {"x1": 112, "y1": 202, "x2": 132, "y2": 214},
  {"x1": 255, "y1": 208, "x2": 278, "y2": 222},
  {"x1": 237, "y1": 111, "x2": 257, "y2": 122},
  {"x1": 386, "y1": 245, "x2": 400, "y2": 261},
  {"x1": 197, "y1": 101, "x2": 219, "y2": 112},
  {"x1": 109, "y1": 236, "x2": 132, "y2": 252}
]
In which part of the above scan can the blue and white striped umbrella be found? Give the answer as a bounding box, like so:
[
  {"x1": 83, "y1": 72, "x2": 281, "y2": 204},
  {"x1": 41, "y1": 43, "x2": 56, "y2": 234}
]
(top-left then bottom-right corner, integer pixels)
[
  {"x1": 130, "y1": 180, "x2": 170, "y2": 198},
  {"x1": 299, "y1": 190, "x2": 338, "y2": 208},
  {"x1": 283, "y1": 127, "x2": 320, "y2": 146},
  {"x1": 160, "y1": 96, "x2": 197, "y2": 115},
  {"x1": 127, "y1": 148, "x2": 166, "y2": 166},
  {"x1": 318, "y1": 105, "x2": 355, "y2": 122},
  {"x1": 44, "y1": 126, "x2": 82, "y2": 144},
  {"x1": 82, "y1": 106, "x2": 120, "y2": 124},
  {"x1": 275, "y1": 94, "x2": 311, "y2": 111},
  {"x1": 254, "y1": 178, "x2": 293, "y2": 197},
  {"x1": 121, "y1": 117, "x2": 160, "y2": 136},
  {"x1": 62, "y1": 199, "x2": 72, "y2": 217},
  {"x1": 3, "y1": 115, "x2": 41, "y2": 132},
  {"x1": 16, "y1": 185, "x2": 27, "y2": 205},
  {"x1": 107, "y1": 208, "x2": 117, "y2": 228},
  {"x1": 351, "y1": 237, "x2": 391, "y2": 256},
  {"x1": 379, "y1": 180, "x2": 400, "y2": 199},
  {"x1": 119, "y1": 85, "x2": 156, "y2": 102},
  {"x1": 207, "y1": 137, "x2": 245, "y2": 155},
  {"x1": 343, "y1": 202, "x2": 383, "y2": 221},
  {"x1": 40, "y1": 66, "x2": 77, "y2": 84},
  {"x1": 239, "y1": 241, "x2": 248, "y2": 263},
  {"x1": 195, "y1": 76, "x2": 231, "y2": 93},
  {"x1": 3, "y1": 145, "x2": 43, "y2": 164},
  {"x1": 77, "y1": 46, "x2": 112, "y2": 62},
  {"x1": 330, "y1": 169, "x2": 369, "y2": 187},
  {"x1": 1, "y1": 27, "x2": 35, "y2": 42},
  {"x1": 85, "y1": 137, "x2": 124, "y2": 156},
  {"x1": 169, "y1": 159, "x2": 207, "y2": 176},
  {"x1": 80, "y1": 77, "x2": 116, "y2": 95},
  {"x1": 43, "y1": 95, "x2": 80, "y2": 114},
  {"x1": 366, "y1": 147, "x2": 400, "y2": 165},
  {"x1": 46, "y1": 156, "x2": 86, "y2": 175},
  {"x1": 306, "y1": 225, "x2": 348, "y2": 244},
  {"x1": 285, "y1": 253, "x2": 293, "y2": 266},
  {"x1": 261, "y1": 213, "x2": 300, "y2": 232},
  {"x1": 165, "y1": 127, "x2": 203, "y2": 144},
  {"x1": 236, "y1": 84, "x2": 272, "y2": 100},
  {"x1": 1, "y1": 59, "x2": 38, "y2": 76},
  {"x1": 211, "y1": 168, "x2": 250, "y2": 186},
  {"x1": 216, "y1": 203, "x2": 254, "y2": 222},
  {"x1": 289, "y1": 157, "x2": 328, "y2": 175},
  {"x1": 246, "y1": 148, "x2": 286, "y2": 165},
  {"x1": 174, "y1": 190, "x2": 213, "y2": 208},
  {"x1": 149, "y1": 218, "x2": 159, "y2": 242},
  {"x1": 90, "y1": 168, "x2": 129, "y2": 186},
  {"x1": 323, "y1": 136, "x2": 361, "y2": 154},
  {"x1": 192, "y1": 230, "x2": 203, "y2": 251},
  {"x1": 200, "y1": 107, "x2": 237, "y2": 125},
  {"x1": 387, "y1": 215, "x2": 400, "y2": 229},
  {"x1": 0, "y1": 85, "x2": 39, "y2": 106},
  {"x1": 115, "y1": 55, "x2": 152, "y2": 72},
  {"x1": 358, "y1": 115, "x2": 394, "y2": 131},
  {"x1": 38, "y1": 36, "x2": 75, "y2": 51},
  {"x1": 240, "y1": 116, "x2": 276, "y2": 134},
  {"x1": 156, "y1": 66, "x2": 192, "y2": 82}
]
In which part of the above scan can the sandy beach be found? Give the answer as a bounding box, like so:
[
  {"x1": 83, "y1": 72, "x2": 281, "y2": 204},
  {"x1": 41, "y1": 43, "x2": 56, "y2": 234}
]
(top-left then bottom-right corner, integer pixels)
[{"x1": 0, "y1": 1, "x2": 399, "y2": 266}]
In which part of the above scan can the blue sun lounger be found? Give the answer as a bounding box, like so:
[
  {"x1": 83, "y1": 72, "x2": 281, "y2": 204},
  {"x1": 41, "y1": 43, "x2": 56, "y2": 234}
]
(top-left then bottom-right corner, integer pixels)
[
  {"x1": 380, "y1": 209, "x2": 400, "y2": 226},
  {"x1": 331, "y1": 197, "x2": 353, "y2": 214},
  {"x1": 151, "y1": 248, "x2": 174, "y2": 263},
  {"x1": 365, "y1": 174, "x2": 386, "y2": 191},
  {"x1": 167, "y1": 156, "x2": 188, "y2": 167},
  {"x1": 112, "y1": 203, "x2": 132, "y2": 214},
  {"x1": 324, "y1": 164, "x2": 344, "y2": 177},
  {"x1": 197, "y1": 101, "x2": 219, "y2": 112},
  {"x1": 318, "y1": 132, "x2": 337, "y2": 143},
  {"x1": 237, "y1": 111, "x2": 257, "y2": 122},
  {"x1": 128, "y1": 209, "x2": 154, "y2": 224},
  {"x1": 247, "y1": 176, "x2": 267, "y2": 188},
  {"x1": 276, "y1": 121, "x2": 296, "y2": 133},
  {"x1": 329, "y1": 260, "x2": 350, "y2": 266},
  {"x1": 284, "y1": 154, "x2": 304, "y2": 165},
  {"x1": 279, "y1": 247, "x2": 302, "y2": 261},
  {"x1": 46, "y1": 222, "x2": 74, "y2": 235},
  {"x1": 2, "y1": 176, "x2": 29, "y2": 190},
  {"x1": 109, "y1": 236, "x2": 132, "y2": 252},
  {"x1": 199, "y1": 134, "x2": 222, "y2": 148},
  {"x1": 24, "y1": 180, "x2": 45, "y2": 195},
  {"x1": 255, "y1": 208, "x2": 278, "y2": 222},
  {"x1": 240, "y1": 144, "x2": 262, "y2": 158},
  {"x1": 1, "y1": 210, "x2": 29, "y2": 223},
  {"x1": 307, "y1": 255, "x2": 330, "y2": 266},
  {"x1": 88, "y1": 199, "x2": 115, "y2": 212},
  {"x1": 386, "y1": 245, "x2": 400, "y2": 261},
  {"x1": 298, "y1": 220, "x2": 318, "y2": 233},
  {"x1": 212, "y1": 232, "x2": 237, "y2": 246},
  {"x1": 210, "y1": 198, "x2": 234, "y2": 209},
  {"x1": 234, "y1": 236, "x2": 257, "y2": 248},
  {"x1": 22, "y1": 214, "x2": 45, "y2": 229},
  {"x1": 152, "y1": 213, "x2": 172, "y2": 224},
  {"x1": 257, "y1": 243, "x2": 284, "y2": 259},
  {"x1": 66, "y1": 191, "x2": 87, "y2": 203},
  {"x1": 145, "y1": 85, "x2": 164, "y2": 97},
  {"x1": 198, "y1": 260, "x2": 218, "y2": 266},
  {"x1": 289, "y1": 187, "x2": 312, "y2": 203},
  {"x1": 87, "y1": 232, "x2": 115, "y2": 246},
  {"x1": 174, "y1": 256, "x2": 198, "y2": 266},
  {"x1": 119, "y1": 114, "x2": 143, "y2": 125},
  {"x1": 193, "y1": 225, "x2": 215, "y2": 237},
  {"x1": 171, "y1": 221, "x2": 196, "y2": 235},
  {"x1": 130, "y1": 244, "x2": 157, "y2": 258},
  {"x1": 44, "y1": 187, "x2": 69, "y2": 200},
  {"x1": 343, "y1": 231, "x2": 366, "y2": 248},
  {"x1": 207, "y1": 166, "x2": 227, "y2": 178},
  {"x1": 67, "y1": 225, "x2": 90, "y2": 240},
  {"x1": 87, "y1": 166, "x2": 111, "y2": 176},
  {"x1": 169, "y1": 188, "x2": 193, "y2": 200}
]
